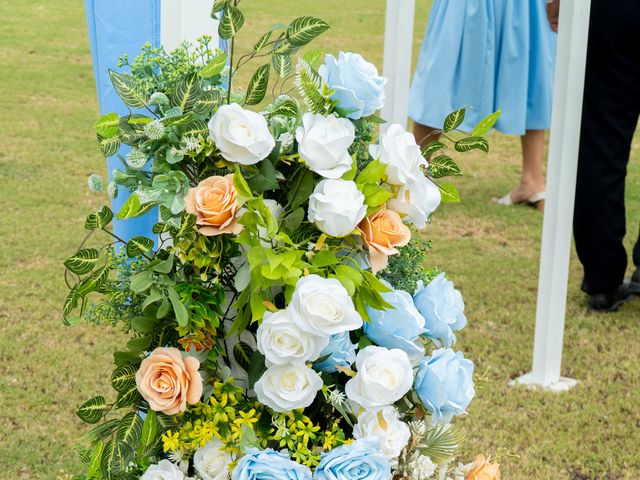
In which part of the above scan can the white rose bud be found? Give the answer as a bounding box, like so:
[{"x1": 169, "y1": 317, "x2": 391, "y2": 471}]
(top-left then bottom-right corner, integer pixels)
[
  {"x1": 296, "y1": 112, "x2": 355, "y2": 178},
  {"x1": 254, "y1": 364, "x2": 323, "y2": 413},
  {"x1": 289, "y1": 274, "x2": 363, "y2": 336},
  {"x1": 209, "y1": 103, "x2": 275, "y2": 165},
  {"x1": 353, "y1": 406, "x2": 411, "y2": 465},
  {"x1": 257, "y1": 310, "x2": 329, "y2": 366},
  {"x1": 308, "y1": 179, "x2": 366, "y2": 237},
  {"x1": 141, "y1": 460, "x2": 184, "y2": 480},
  {"x1": 388, "y1": 176, "x2": 441, "y2": 229},
  {"x1": 193, "y1": 438, "x2": 231, "y2": 480},
  {"x1": 345, "y1": 346, "x2": 413, "y2": 410},
  {"x1": 369, "y1": 123, "x2": 427, "y2": 185}
]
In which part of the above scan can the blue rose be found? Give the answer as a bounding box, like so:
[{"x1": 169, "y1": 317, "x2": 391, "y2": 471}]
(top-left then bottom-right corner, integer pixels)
[
  {"x1": 319, "y1": 52, "x2": 386, "y2": 120},
  {"x1": 314, "y1": 438, "x2": 391, "y2": 480},
  {"x1": 414, "y1": 348, "x2": 475, "y2": 424},
  {"x1": 364, "y1": 284, "x2": 427, "y2": 361},
  {"x1": 232, "y1": 448, "x2": 312, "y2": 480},
  {"x1": 314, "y1": 332, "x2": 357, "y2": 373},
  {"x1": 413, "y1": 273, "x2": 467, "y2": 348}
]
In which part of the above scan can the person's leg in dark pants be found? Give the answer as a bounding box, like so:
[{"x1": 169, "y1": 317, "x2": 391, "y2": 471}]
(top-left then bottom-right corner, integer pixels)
[{"x1": 573, "y1": 0, "x2": 640, "y2": 301}]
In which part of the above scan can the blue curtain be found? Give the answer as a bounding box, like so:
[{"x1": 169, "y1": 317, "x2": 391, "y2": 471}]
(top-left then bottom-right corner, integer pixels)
[{"x1": 84, "y1": 0, "x2": 160, "y2": 242}]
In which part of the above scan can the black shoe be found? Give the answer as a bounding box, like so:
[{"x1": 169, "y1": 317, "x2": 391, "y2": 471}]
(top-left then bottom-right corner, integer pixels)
[
  {"x1": 587, "y1": 285, "x2": 633, "y2": 312},
  {"x1": 629, "y1": 267, "x2": 640, "y2": 296}
]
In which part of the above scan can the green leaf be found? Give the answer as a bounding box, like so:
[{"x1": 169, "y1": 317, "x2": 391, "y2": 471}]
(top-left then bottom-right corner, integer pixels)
[
  {"x1": 126, "y1": 236, "x2": 154, "y2": 258},
  {"x1": 245, "y1": 63, "x2": 270, "y2": 106},
  {"x1": 295, "y1": 58, "x2": 327, "y2": 113},
  {"x1": 183, "y1": 119, "x2": 209, "y2": 137},
  {"x1": 303, "y1": 48, "x2": 324, "y2": 70},
  {"x1": 114, "y1": 383, "x2": 140, "y2": 409},
  {"x1": 111, "y1": 364, "x2": 137, "y2": 393},
  {"x1": 199, "y1": 51, "x2": 228, "y2": 78},
  {"x1": 269, "y1": 98, "x2": 298, "y2": 118},
  {"x1": 253, "y1": 31, "x2": 272, "y2": 52},
  {"x1": 272, "y1": 54, "x2": 292, "y2": 77},
  {"x1": 98, "y1": 135, "x2": 121, "y2": 157},
  {"x1": 108, "y1": 70, "x2": 147, "y2": 108},
  {"x1": 239, "y1": 423, "x2": 260, "y2": 453},
  {"x1": 281, "y1": 207, "x2": 304, "y2": 233},
  {"x1": 193, "y1": 90, "x2": 221, "y2": 116},
  {"x1": 438, "y1": 183, "x2": 461, "y2": 203},
  {"x1": 422, "y1": 141, "x2": 447, "y2": 158},
  {"x1": 131, "y1": 315, "x2": 159, "y2": 334},
  {"x1": 101, "y1": 440, "x2": 133, "y2": 479},
  {"x1": 211, "y1": 0, "x2": 227, "y2": 15},
  {"x1": 443, "y1": 108, "x2": 465, "y2": 132},
  {"x1": 129, "y1": 270, "x2": 154, "y2": 293},
  {"x1": 170, "y1": 72, "x2": 201, "y2": 112},
  {"x1": 419, "y1": 424, "x2": 464, "y2": 463},
  {"x1": 287, "y1": 168, "x2": 314, "y2": 208},
  {"x1": 471, "y1": 109, "x2": 501, "y2": 136},
  {"x1": 233, "y1": 341, "x2": 254, "y2": 372},
  {"x1": 116, "y1": 194, "x2": 154, "y2": 220},
  {"x1": 152, "y1": 255, "x2": 174, "y2": 274},
  {"x1": 247, "y1": 351, "x2": 267, "y2": 389},
  {"x1": 454, "y1": 136, "x2": 489, "y2": 153},
  {"x1": 312, "y1": 250, "x2": 338, "y2": 267},
  {"x1": 246, "y1": 160, "x2": 279, "y2": 192},
  {"x1": 361, "y1": 183, "x2": 391, "y2": 208},
  {"x1": 64, "y1": 248, "x2": 100, "y2": 275},
  {"x1": 86, "y1": 442, "x2": 105, "y2": 477},
  {"x1": 218, "y1": 5, "x2": 244, "y2": 39},
  {"x1": 95, "y1": 113, "x2": 120, "y2": 138},
  {"x1": 428, "y1": 155, "x2": 462, "y2": 179},
  {"x1": 234, "y1": 167, "x2": 253, "y2": 203},
  {"x1": 76, "y1": 266, "x2": 109, "y2": 296},
  {"x1": 140, "y1": 410, "x2": 157, "y2": 448},
  {"x1": 167, "y1": 286, "x2": 189, "y2": 327},
  {"x1": 356, "y1": 159, "x2": 387, "y2": 186},
  {"x1": 286, "y1": 16, "x2": 330, "y2": 46},
  {"x1": 77, "y1": 396, "x2": 107, "y2": 424},
  {"x1": 63, "y1": 286, "x2": 80, "y2": 318},
  {"x1": 116, "y1": 412, "x2": 143, "y2": 447},
  {"x1": 85, "y1": 206, "x2": 113, "y2": 230}
]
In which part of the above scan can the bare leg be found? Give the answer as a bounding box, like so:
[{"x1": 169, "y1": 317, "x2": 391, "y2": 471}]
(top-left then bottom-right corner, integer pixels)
[
  {"x1": 505, "y1": 129, "x2": 547, "y2": 210},
  {"x1": 413, "y1": 122, "x2": 440, "y2": 149}
]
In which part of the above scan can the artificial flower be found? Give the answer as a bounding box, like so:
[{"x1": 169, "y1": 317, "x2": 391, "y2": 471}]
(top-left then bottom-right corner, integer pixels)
[
  {"x1": 359, "y1": 206, "x2": 411, "y2": 273},
  {"x1": 369, "y1": 123, "x2": 427, "y2": 186},
  {"x1": 184, "y1": 174, "x2": 242, "y2": 236},
  {"x1": 314, "y1": 332, "x2": 357, "y2": 374},
  {"x1": 465, "y1": 455, "x2": 500, "y2": 480},
  {"x1": 140, "y1": 460, "x2": 184, "y2": 480},
  {"x1": 193, "y1": 438, "x2": 232, "y2": 480},
  {"x1": 388, "y1": 176, "x2": 441, "y2": 229},
  {"x1": 308, "y1": 179, "x2": 366, "y2": 237},
  {"x1": 254, "y1": 364, "x2": 323, "y2": 413},
  {"x1": 353, "y1": 406, "x2": 411, "y2": 465},
  {"x1": 314, "y1": 438, "x2": 391, "y2": 480},
  {"x1": 232, "y1": 448, "x2": 312, "y2": 480}
]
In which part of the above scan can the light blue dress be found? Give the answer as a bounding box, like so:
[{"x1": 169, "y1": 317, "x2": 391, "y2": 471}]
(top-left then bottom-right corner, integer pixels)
[{"x1": 409, "y1": 0, "x2": 556, "y2": 135}]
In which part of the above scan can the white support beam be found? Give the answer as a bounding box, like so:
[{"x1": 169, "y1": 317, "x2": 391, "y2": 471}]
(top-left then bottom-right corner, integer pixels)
[
  {"x1": 381, "y1": 0, "x2": 415, "y2": 131},
  {"x1": 514, "y1": 0, "x2": 591, "y2": 391},
  {"x1": 160, "y1": 0, "x2": 218, "y2": 52}
]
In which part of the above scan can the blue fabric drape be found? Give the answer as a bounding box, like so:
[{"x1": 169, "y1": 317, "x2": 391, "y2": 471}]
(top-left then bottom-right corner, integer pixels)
[{"x1": 84, "y1": 0, "x2": 161, "y2": 242}]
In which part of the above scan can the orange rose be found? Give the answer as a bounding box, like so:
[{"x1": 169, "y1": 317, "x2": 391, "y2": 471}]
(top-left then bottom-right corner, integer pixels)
[
  {"x1": 465, "y1": 455, "x2": 500, "y2": 480},
  {"x1": 135, "y1": 347, "x2": 203, "y2": 415},
  {"x1": 184, "y1": 174, "x2": 242, "y2": 236},
  {"x1": 359, "y1": 205, "x2": 411, "y2": 274}
]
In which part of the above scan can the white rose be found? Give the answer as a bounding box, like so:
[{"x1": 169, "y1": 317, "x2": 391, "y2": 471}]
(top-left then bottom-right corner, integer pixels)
[
  {"x1": 141, "y1": 460, "x2": 184, "y2": 480},
  {"x1": 254, "y1": 363, "x2": 323, "y2": 412},
  {"x1": 345, "y1": 346, "x2": 413, "y2": 410},
  {"x1": 257, "y1": 310, "x2": 329, "y2": 366},
  {"x1": 194, "y1": 438, "x2": 231, "y2": 480},
  {"x1": 388, "y1": 177, "x2": 441, "y2": 229},
  {"x1": 308, "y1": 179, "x2": 366, "y2": 237},
  {"x1": 353, "y1": 406, "x2": 411, "y2": 465},
  {"x1": 209, "y1": 103, "x2": 275, "y2": 165},
  {"x1": 289, "y1": 274, "x2": 363, "y2": 336},
  {"x1": 296, "y1": 112, "x2": 355, "y2": 178},
  {"x1": 369, "y1": 123, "x2": 427, "y2": 185}
]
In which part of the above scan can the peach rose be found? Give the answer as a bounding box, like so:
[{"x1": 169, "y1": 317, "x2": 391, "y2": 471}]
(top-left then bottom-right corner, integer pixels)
[
  {"x1": 359, "y1": 206, "x2": 411, "y2": 274},
  {"x1": 465, "y1": 455, "x2": 500, "y2": 480},
  {"x1": 185, "y1": 174, "x2": 242, "y2": 236},
  {"x1": 135, "y1": 347, "x2": 203, "y2": 415}
]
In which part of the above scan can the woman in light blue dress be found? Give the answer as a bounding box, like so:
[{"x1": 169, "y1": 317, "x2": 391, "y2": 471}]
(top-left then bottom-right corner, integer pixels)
[{"x1": 409, "y1": 0, "x2": 556, "y2": 209}]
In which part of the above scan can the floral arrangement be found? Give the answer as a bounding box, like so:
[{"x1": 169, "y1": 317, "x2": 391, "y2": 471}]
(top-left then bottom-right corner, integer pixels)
[{"x1": 63, "y1": 2, "x2": 501, "y2": 480}]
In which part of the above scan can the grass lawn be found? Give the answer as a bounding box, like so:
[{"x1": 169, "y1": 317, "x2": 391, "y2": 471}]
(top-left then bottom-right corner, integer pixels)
[{"x1": 1, "y1": 0, "x2": 639, "y2": 478}]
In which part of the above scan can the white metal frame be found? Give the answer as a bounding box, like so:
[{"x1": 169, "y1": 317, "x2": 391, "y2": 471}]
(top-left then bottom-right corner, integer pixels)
[
  {"x1": 381, "y1": 0, "x2": 592, "y2": 390},
  {"x1": 160, "y1": 0, "x2": 219, "y2": 52}
]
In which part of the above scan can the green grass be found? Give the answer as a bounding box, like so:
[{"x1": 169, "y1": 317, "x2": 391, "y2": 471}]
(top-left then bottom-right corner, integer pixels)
[{"x1": 1, "y1": 1, "x2": 639, "y2": 479}]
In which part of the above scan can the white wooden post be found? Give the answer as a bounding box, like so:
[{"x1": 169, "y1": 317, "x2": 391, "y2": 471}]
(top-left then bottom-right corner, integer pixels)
[
  {"x1": 514, "y1": 0, "x2": 591, "y2": 391},
  {"x1": 381, "y1": 0, "x2": 415, "y2": 131},
  {"x1": 160, "y1": 0, "x2": 219, "y2": 52}
]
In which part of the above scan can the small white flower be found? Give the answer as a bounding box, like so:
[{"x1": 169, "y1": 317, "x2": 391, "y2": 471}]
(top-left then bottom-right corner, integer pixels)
[
  {"x1": 209, "y1": 103, "x2": 275, "y2": 165},
  {"x1": 288, "y1": 274, "x2": 363, "y2": 336},
  {"x1": 353, "y1": 406, "x2": 411, "y2": 465},
  {"x1": 193, "y1": 438, "x2": 231, "y2": 480},
  {"x1": 296, "y1": 112, "x2": 355, "y2": 178},
  {"x1": 254, "y1": 364, "x2": 323, "y2": 413},
  {"x1": 182, "y1": 135, "x2": 202, "y2": 153},
  {"x1": 278, "y1": 132, "x2": 294, "y2": 151},
  {"x1": 388, "y1": 176, "x2": 441, "y2": 229},
  {"x1": 369, "y1": 123, "x2": 427, "y2": 186},
  {"x1": 107, "y1": 181, "x2": 118, "y2": 199},
  {"x1": 257, "y1": 309, "x2": 329, "y2": 366},
  {"x1": 407, "y1": 453, "x2": 436, "y2": 480},
  {"x1": 140, "y1": 460, "x2": 184, "y2": 480},
  {"x1": 87, "y1": 173, "x2": 104, "y2": 192},
  {"x1": 308, "y1": 179, "x2": 366, "y2": 237},
  {"x1": 345, "y1": 346, "x2": 414, "y2": 410},
  {"x1": 144, "y1": 119, "x2": 166, "y2": 140}
]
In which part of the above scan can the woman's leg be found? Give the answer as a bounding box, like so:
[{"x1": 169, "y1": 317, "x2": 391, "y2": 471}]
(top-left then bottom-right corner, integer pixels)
[
  {"x1": 510, "y1": 129, "x2": 547, "y2": 208},
  {"x1": 413, "y1": 122, "x2": 440, "y2": 149}
]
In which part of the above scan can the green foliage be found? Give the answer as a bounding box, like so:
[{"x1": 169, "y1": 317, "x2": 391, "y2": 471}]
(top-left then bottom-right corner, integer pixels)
[
  {"x1": 77, "y1": 396, "x2": 108, "y2": 424},
  {"x1": 418, "y1": 423, "x2": 464, "y2": 464},
  {"x1": 429, "y1": 155, "x2": 462, "y2": 179},
  {"x1": 286, "y1": 17, "x2": 330, "y2": 46},
  {"x1": 382, "y1": 239, "x2": 438, "y2": 294},
  {"x1": 244, "y1": 63, "x2": 271, "y2": 105},
  {"x1": 443, "y1": 108, "x2": 465, "y2": 132}
]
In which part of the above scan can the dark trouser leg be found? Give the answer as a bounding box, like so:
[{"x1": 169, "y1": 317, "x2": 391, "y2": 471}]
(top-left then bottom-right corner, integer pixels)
[
  {"x1": 573, "y1": 0, "x2": 640, "y2": 295},
  {"x1": 633, "y1": 226, "x2": 640, "y2": 268}
]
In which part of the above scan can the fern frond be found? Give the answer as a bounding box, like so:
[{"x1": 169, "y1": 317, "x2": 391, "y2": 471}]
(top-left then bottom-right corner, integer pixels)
[
  {"x1": 294, "y1": 58, "x2": 329, "y2": 113},
  {"x1": 418, "y1": 424, "x2": 464, "y2": 464}
]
